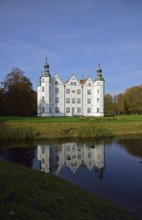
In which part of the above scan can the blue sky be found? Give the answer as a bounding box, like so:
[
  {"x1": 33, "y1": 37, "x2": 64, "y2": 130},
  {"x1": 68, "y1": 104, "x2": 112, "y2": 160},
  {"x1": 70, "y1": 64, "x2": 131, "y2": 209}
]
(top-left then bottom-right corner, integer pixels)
[{"x1": 0, "y1": 0, "x2": 142, "y2": 95}]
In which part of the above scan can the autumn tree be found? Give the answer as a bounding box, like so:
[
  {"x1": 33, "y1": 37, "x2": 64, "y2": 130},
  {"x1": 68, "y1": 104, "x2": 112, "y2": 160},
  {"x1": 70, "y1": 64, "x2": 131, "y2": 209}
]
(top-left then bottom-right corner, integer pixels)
[
  {"x1": 113, "y1": 93, "x2": 125, "y2": 114},
  {"x1": 2, "y1": 67, "x2": 36, "y2": 116},
  {"x1": 104, "y1": 94, "x2": 114, "y2": 115},
  {"x1": 123, "y1": 86, "x2": 142, "y2": 114},
  {"x1": 0, "y1": 86, "x2": 5, "y2": 115}
]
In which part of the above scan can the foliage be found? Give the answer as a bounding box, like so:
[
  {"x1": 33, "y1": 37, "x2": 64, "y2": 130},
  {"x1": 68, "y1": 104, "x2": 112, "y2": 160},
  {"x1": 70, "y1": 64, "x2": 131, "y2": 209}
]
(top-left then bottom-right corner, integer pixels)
[
  {"x1": 104, "y1": 85, "x2": 142, "y2": 115},
  {"x1": 3, "y1": 68, "x2": 32, "y2": 91},
  {"x1": 123, "y1": 86, "x2": 142, "y2": 114},
  {"x1": 0, "y1": 68, "x2": 36, "y2": 116},
  {"x1": 0, "y1": 161, "x2": 139, "y2": 220},
  {"x1": 104, "y1": 93, "x2": 113, "y2": 115},
  {"x1": 0, "y1": 87, "x2": 5, "y2": 115}
]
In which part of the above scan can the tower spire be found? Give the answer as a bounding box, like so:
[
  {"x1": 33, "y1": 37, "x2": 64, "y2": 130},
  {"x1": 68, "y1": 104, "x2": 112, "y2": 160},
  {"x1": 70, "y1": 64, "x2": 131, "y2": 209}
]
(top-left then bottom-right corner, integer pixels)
[
  {"x1": 42, "y1": 57, "x2": 51, "y2": 77},
  {"x1": 95, "y1": 64, "x2": 104, "y2": 81}
]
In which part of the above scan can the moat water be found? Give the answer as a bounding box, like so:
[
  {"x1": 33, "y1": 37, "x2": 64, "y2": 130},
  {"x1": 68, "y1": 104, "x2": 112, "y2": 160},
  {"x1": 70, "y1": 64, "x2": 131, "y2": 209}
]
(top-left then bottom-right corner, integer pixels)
[{"x1": 0, "y1": 138, "x2": 142, "y2": 218}]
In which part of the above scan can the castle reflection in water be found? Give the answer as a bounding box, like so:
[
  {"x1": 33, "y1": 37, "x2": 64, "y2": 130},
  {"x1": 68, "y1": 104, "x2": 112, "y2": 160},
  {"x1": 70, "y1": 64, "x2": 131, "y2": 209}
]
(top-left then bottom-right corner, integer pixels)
[{"x1": 37, "y1": 142, "x2": 105, "y2": 178}]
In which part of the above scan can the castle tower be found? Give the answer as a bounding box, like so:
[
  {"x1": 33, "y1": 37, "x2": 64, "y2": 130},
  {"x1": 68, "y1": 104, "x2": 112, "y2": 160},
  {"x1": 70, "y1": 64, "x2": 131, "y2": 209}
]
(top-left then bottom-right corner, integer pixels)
[
  {"x1": 37, "y1": 58, "x2": 52, "y2": 116},
  {"x1": 94, "y1": 64, "x2": 105, "y2": 116}
]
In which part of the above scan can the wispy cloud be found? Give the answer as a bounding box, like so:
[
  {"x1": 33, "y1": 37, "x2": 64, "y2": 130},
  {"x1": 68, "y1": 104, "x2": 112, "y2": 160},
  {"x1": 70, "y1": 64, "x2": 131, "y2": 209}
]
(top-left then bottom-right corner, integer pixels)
[
  {"x1": 110, "y1": 41, "x2": 142, "y2": 53},
  {"x1": 0, "y1": 37, "x2": 47, "y2": 54},
  {"x1": 129, "y1": 69, "x2": 142, "y2": 77}
]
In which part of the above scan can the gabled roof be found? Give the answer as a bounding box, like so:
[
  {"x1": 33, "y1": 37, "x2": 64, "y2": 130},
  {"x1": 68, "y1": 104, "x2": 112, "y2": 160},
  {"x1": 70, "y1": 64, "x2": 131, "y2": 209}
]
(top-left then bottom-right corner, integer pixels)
[
  {"x1": 65, "y1": 74, "x2": 80, "y2": 85},
  {"x1": 80, "y1": 76, "x2": 94, "y2": 85},
  {"x1": 53, "y1": 73, "x2": 63, "y2": 84},
  {"x1": 80, "y1": 78, "x2": 87, "y2": 85}
]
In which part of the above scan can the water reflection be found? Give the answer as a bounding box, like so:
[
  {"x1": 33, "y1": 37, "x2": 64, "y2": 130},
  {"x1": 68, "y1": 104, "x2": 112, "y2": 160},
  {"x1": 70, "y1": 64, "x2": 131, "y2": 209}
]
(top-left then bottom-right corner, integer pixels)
[
  {"x1": 117, "y1": 138, "x2": 142, "y2": 159},
  {"x1": 37, "y1": 142, "x2": 105, "y2": 179},
  {"x1": 0, "y1": 138, "x2": 142, "y2": 218},
  {"x1": 0, "y1": 146, "x2": 35, "y2": 167}
]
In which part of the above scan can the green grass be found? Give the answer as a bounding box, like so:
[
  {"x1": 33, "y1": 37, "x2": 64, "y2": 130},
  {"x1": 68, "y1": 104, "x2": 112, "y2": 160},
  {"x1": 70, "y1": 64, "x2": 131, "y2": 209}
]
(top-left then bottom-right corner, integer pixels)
[
  {"x1": 0, "y1": 115, "x2": 142, "y2": 140},
  {"x1": 1, "y1": 115, "x2": 142, "y2": 122},
  {"x1": 0, "y1": 161, "x2": 140, "y2": 220}
]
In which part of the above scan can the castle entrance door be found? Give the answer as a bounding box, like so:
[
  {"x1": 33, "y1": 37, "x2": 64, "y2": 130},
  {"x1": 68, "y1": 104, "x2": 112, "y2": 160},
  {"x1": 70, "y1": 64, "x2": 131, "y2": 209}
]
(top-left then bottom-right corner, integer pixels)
[{"x1": 72, "y1": 107, "x2": 75, "y2": 116}]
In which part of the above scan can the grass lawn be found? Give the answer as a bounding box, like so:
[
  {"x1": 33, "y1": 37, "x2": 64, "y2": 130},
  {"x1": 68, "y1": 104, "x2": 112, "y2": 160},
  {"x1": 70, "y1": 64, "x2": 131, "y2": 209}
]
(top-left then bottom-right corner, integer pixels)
[
  {"x1": 0, "y1": 161, "x2": 140, "y2": 220},
  {"x1": 1, "y1": 115, "x2": 142, "y2": 122},
  {"x1": 0, "y1": 115, "x2": 142, "y2": 140}
]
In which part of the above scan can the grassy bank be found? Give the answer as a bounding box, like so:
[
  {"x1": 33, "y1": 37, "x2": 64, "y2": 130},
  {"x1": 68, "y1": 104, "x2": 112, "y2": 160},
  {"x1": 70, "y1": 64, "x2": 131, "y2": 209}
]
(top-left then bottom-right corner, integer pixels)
[
  {"x1": 0, "y1": 115, "x2": 142, "y2": 140},
  {"x1": 0, "y1": 161, "x2": 140, "y2": 220}
]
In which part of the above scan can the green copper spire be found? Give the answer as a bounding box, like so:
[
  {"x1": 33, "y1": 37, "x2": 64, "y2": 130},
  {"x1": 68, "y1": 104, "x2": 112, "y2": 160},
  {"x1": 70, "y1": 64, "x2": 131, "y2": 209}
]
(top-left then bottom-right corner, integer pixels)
[
  {"x1": 42, "y1": 57, "x2": 51, "y2": 77},
  {"x1": 95, "y1": 64, "x2": 104, "y2": 81}
]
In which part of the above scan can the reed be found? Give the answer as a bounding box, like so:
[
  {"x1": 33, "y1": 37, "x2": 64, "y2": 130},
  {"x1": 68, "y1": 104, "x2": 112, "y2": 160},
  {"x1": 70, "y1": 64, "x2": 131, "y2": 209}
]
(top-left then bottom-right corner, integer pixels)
[
  {"x1": 0, "y1": 126, "x2": 35, "y2": 140},
  {"x1": 0, "y1": 115, "x2": 142, "y2": 140}
]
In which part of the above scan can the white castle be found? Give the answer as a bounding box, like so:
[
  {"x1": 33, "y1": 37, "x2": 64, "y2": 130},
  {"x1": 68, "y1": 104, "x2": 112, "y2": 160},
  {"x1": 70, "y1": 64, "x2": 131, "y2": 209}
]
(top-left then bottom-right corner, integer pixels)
[{"x1": 37, "y1": 58, "x2": 105, "y2": 117}]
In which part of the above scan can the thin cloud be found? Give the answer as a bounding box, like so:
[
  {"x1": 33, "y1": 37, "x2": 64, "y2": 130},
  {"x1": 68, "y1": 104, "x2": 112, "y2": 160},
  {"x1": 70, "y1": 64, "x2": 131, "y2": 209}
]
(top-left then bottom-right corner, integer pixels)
[
  {"x1": 129, "y1": 69, "x2": 142, "y2": 77},
  {"x1": 0, "y1": 37, "x2": 47, "y2": 54}
]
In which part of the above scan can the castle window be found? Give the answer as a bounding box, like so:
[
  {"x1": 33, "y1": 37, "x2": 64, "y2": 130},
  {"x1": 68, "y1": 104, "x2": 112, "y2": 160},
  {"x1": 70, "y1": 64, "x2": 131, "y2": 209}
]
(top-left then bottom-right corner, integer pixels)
[
  {"x1": 55, "y1": 97, "x2": 59, "y2": 103},
  {"x1": 66, "y1": 108, "x2": 70, "y2": 113},
  {"x1": 42, "y1": 107, "x2": 44, "y2": 113},
  {"x1": 42, "y1": 96, "x2": 44, "y2": 102},
  {"x1": 77, "y1": 98, "x2": 81, "y2": 104},
  {"x1": 42, "y1": 87, "x2": 44, "y2": 92},
  {"x1": 72, "y1": 98, "x2": 75, "y2": 103},
  {"x1": 42, "y1": 78, "x2": 44, "y2": 83},
  {"x1": 55, "y1": 107, "x2": 59, "y2": 113},
  {"x1": 87, "y1": 98, "x2": 91, "y2": 104},
  {"x1": 88, "y1": 153, "x2": 91, "y2": 159},
  {"x1": 87, "y1": 90, "x2": 91, "y2": 95},
  {"x1": 66, "y1": 89, "x2": 70, "y2": 94},
  {"x1": 71, "y1": 82, "x2": 73, "y2": 85},
  {"x1": 89, "y1": 83, "x2": 91, "y2": 86},
  {"x1": 97, "y1": 108, "x2": 99, "y2": 113},
  {"x1": 87, "y1": 108, "x2": 91, "y2": 113},
  {"x1": 97, "y1": 98, "x2": 99, "y2": 103},
  {"x1": 77, "y1": 89, "x2": 81, "y2": 94},
  {"x1": 55, "y1": 81, "x2": 58, "y2": 84},
  {"x1": 49, "y1": 107, "x2": 52, "y2": 113},
  {"x1": 66, "y1": 98, "x2": 70, "y2": 103},
  {"x1": 55, "y1": 88, "x2": 59, "y2": 94},
  {"x1": 97, "y1": 89, "x2": 99, "y2": 94},
  {"x1": 77, "y1": 108, "x2": 81, "y2": 113}
]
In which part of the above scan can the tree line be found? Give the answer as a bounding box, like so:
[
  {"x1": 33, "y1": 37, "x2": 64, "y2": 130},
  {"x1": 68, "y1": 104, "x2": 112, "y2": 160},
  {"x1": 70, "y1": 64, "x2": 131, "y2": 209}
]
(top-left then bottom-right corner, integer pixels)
[
  {"x1": 105, "y1": 85, "x2": 142, "y2": 115},
  {"x1": 0, "y1": 67, "x2": 142, "y2": 116}
]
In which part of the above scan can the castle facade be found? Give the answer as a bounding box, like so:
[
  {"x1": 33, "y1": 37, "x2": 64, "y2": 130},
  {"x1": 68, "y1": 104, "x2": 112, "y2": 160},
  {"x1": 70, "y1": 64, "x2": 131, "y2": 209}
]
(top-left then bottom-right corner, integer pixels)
[{"x1": 37, "y1": 58, "x2": 105, "y2": 117}]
